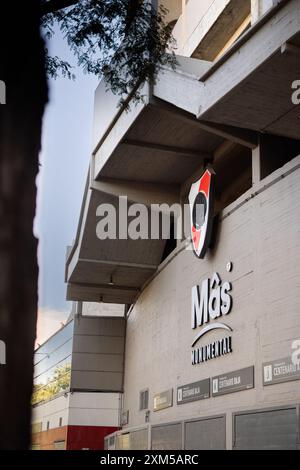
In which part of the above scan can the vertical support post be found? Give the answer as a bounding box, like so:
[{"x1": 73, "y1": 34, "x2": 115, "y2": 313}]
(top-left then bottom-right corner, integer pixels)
[
  {"x1": 252, "y1": 144, "x2": 261, "y2": 186},
  {"x1": 182, "y1": 0, "x2": 186, "y2": 51},
  {"x1": 251, "y1": 0, "x2": 274, "y2": 24},
  {"x1": 76, "y1": 301, "x2": 83, "y2": 316}
]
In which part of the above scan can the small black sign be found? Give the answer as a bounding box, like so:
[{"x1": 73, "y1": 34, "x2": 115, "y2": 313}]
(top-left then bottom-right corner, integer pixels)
[
  {"x1": 263, "y1": 357, "x2": 300, "y2": 386},
  {"x1": 212, "y1": 366, "x2": 254, "y2": 396},
  {"x1": 177, "y1": 379, "x2": 210, "y2": 405}
]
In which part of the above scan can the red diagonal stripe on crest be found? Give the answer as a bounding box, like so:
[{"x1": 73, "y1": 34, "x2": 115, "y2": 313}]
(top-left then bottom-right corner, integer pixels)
[
  {"x1": 192, "y1": 226, "x2": 201, "y2": 251},
  {"x1": 199, "y1": 170, "x2": 210, "y2": 197}
]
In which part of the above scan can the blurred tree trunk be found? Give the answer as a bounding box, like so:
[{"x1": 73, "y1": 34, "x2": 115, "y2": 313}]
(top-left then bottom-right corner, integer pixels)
[{"x1": 0, "y1": 1, "x2": 47, "y2": 449}]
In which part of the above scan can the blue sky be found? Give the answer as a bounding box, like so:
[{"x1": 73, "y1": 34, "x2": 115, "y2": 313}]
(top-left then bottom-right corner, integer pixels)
[{"x1": 35, "y1": 28, "x2": 98, "y2": 343}]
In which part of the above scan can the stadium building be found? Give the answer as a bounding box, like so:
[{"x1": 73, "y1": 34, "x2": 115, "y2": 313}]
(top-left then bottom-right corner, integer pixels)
[{"x1": 64, "y1": 0, "x2": 300, "y2": 450}]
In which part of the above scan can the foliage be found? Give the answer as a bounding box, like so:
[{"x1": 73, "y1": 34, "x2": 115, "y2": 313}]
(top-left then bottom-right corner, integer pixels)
[
  {"x1": 41, "y1": 0, "x2": 177, "y2": 107},
  {"x1": 44, "y1": 52, "x2": 75, "y2": 79},
  {"x1": 32, "y1": 363, "x2": 71, "y2": 405}
]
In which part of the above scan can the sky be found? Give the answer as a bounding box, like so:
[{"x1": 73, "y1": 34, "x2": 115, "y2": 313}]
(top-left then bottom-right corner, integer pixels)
[{"x1": 35, "y1": 28, "x2": 98, "y2": 345}]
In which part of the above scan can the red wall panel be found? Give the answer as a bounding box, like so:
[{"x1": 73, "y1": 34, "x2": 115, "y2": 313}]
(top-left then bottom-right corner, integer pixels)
[{"x1": 67, "y1": 425, "x2": 118, "y2": 450}]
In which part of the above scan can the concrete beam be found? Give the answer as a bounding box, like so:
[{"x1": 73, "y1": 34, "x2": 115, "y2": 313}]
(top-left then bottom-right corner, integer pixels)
[
  {"x1": 93, "y1": 82, "x2": 149, "y2": 179},
  {"x1": 68, "y1": 282, "x2": 139, "y2": 294},
  {"x1": 281, "y1": 42, "x2": 300, "y2": 55},
  {"x1": 78, "y1": 257, "x2": 158, "y2": 271},
  {"x1": 66, "y1": 283, "x2": 139, "y2": 304},
  {"x1": 213, "y1": 141, "x2": 237, "y2": 164},
  {"x1": 198, "y1": 0, "x2": 297, "y2": 110},
  {"x1": 90, "y1": 178, "x2": 180, "y2": 206},
  {"x1": 122, "y1": 139, "x2": 211, "y2": 160},
  {"x1": 151, "y1": 97, "x2": 258, "y2": 148},
  {"x1": 191, "y1": 0, "x2": 251, "y2": 61},
  {"x1": 199, "y1": 120, "x2": 258, "y2": 149}
]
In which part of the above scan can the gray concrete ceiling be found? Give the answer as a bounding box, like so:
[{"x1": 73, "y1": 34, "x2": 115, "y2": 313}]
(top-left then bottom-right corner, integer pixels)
[{"x1": 200, "y1": 33, "x2": 300, "y2": 141}]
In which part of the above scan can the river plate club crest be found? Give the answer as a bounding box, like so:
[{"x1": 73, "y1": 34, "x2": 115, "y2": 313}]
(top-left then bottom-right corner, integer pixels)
[{"x1": 188, "y1": 168, "x2": 215, "y2": 259}]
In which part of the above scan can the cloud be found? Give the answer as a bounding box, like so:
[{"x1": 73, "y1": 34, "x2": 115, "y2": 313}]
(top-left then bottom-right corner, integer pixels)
[{"x1": 36, "y1": 307, "x2": 70, "y2": 348}]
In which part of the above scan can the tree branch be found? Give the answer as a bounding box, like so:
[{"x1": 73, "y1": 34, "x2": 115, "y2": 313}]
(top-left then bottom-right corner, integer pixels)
[{"x1": 124, "y1": 0, "x2": 141, "y2": 34}]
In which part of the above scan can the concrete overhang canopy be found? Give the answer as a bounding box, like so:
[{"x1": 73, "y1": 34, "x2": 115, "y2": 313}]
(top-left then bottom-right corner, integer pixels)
[
  {"x1": 68, "y1": 57, "x2": 230, "y2": 306},
  {"x1": 68, "y1": 28, "x2": 288, "y2": 305},
  {"x1": 92, "y1": 56, "x2": 229, "y2": 184},
  {"x1": 66, "y1": 171, "x2": 180, "y2": 304},
  {"x1": 196, "y1": 0, "x2": 300, "y2": 141},
  {"x1": 96, "y1": 105, "x2": 225, "y2": 184}
]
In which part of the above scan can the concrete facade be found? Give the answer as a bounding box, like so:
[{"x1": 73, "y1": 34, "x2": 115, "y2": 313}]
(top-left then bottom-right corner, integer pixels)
[
  {"x1": 119, "y1": 156, "x2": 300, "y2": 449},
  {"x1": 32, "y1": 304, "x2": 124, "y2": 449},
  {"x1": 66, "y1": 0, "x2": 300, "y2": 450}
]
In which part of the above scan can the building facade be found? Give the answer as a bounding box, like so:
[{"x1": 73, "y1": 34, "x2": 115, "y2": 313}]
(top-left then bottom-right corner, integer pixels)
[
  {"x1": 32, "y1": 304, "x2": 125, "y2": 450},
  {"x1": 66, "y1": 0, "x2": 300, "y2": 450}
]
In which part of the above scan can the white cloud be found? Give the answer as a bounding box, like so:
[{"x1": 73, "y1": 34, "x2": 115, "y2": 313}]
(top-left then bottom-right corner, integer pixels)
[{"x1": 36, "y1": 307, "x2": 70, "y2": 348}]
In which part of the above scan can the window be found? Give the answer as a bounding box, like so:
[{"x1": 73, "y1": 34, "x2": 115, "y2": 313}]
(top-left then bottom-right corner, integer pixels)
[
  {"x1": 32, "y1": 321, "x2": 73, "y2": 406},
  {"x1": 46, "y1": 421, "x2": 50, "y2": 431},
  {"x1": 59, "y1": 417, "x2": 63, "y2": 427},
  {"x1": 139, "y1": 389, "x2": 149, "y2": 411}
]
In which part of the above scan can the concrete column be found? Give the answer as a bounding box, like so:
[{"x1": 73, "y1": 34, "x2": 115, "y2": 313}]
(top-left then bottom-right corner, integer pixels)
[
  {"x1": 251, "y1": 0, "x2": 274, "y2": 24},
  {"x1": 252, "y1": 145, "x2": 261, "y2": 186},
  {"x1": 181, "y1": 0, "x2": 186, "y2": 50}
]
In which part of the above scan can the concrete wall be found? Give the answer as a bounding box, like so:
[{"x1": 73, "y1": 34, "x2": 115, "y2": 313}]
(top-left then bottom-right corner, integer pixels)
[
  {"x1": 172, "y1": 0, "x2": 219, "y2": 56},
  {"x1": 170, "y1": 0, "x2": 276, "y2": 59},
  {"x1": 32, "y1": 394, "x2": 70, "y2": 432},
  {"x1": 122, "y1": 155, "x2": 300, "y2": 448},
  {"x1": 32, "y1": 391, "x2": 120, "y2": 449},
  {"x1": 32, "y1": 391, "x2": 121, "y2": 430},
  {"x1": 172, "y1": 0, "x2": 252, "y2": 59},
  {"x1": 68, "y1": 392, "x2": 121, "y2": 427},
  {"x1": 81, "y1": 302, "x2": 124, "y2": 317},
  {"x1": 32, "y1": 426, "x2": 68, "y2": 450},
  {"x1": 71, "y1": 316, "x2": 126, "y2": 392}
]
